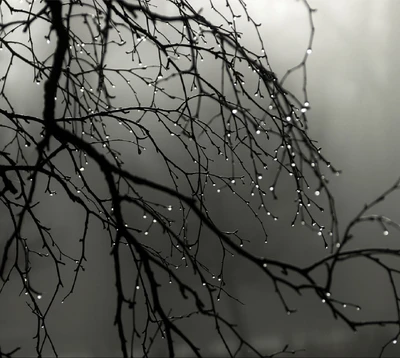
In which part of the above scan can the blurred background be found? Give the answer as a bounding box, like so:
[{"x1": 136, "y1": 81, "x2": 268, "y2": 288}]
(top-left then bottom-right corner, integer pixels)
[{"x1": 1, "y1": 0, "x2": 400, "y2": 356}]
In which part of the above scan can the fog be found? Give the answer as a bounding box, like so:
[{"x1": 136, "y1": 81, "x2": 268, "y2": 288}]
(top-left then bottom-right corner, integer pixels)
[{"x1": 1, "y1": 0, "x2": 400, "y2": 357}]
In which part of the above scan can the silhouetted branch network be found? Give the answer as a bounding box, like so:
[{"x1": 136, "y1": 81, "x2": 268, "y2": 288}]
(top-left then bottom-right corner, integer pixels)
[{"x1": 0, "y1": 0, "x2": 399, "y2": 357}]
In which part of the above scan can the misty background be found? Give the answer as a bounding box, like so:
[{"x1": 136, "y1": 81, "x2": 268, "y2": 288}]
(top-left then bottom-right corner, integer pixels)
[{"x1": 1, "y1": 0, "x2": 400, "y2": 356}]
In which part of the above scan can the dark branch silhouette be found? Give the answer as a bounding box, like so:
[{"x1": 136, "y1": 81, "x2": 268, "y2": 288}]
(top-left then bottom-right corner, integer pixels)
[{"x1": 0, "y1": 0, "x2": 399, "y2": 357}]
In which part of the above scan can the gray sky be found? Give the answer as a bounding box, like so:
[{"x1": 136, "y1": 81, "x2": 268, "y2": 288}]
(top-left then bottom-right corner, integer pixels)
[{"x1": 1, "y1": 0, "x2": 400, "y2": 357}]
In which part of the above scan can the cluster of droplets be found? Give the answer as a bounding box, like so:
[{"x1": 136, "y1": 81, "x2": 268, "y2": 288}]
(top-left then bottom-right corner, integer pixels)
[{"x1": 320, "y1": 291, "x2": 362, "y2": 313}]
